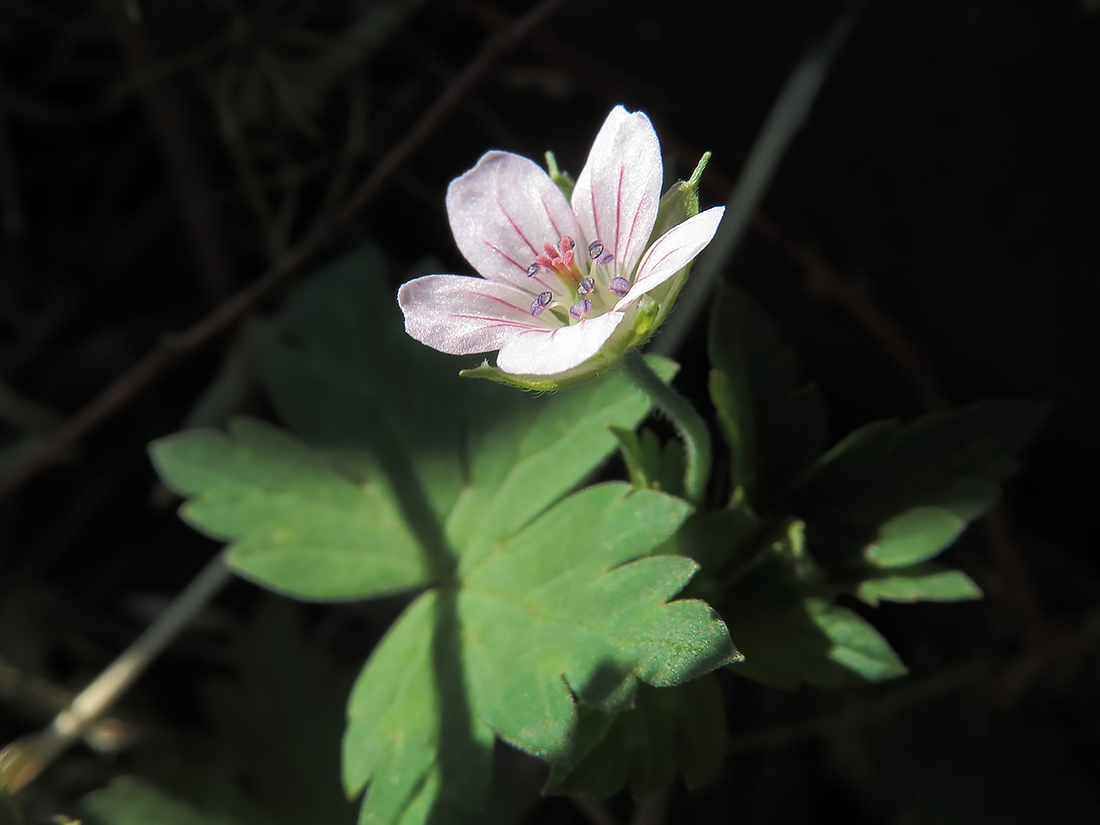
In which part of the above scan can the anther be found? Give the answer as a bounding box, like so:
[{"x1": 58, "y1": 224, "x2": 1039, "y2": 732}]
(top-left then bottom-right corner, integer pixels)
[
  {"x1": 569, "y1": 299, "x2": 592, "y2": 319},
  {"x1": 588, "y1": 240, "x2": 605, "y2": 260},
  {"x1": 530, "y1": 291, "x2": 553, "y2": 316},
  {"x1": 598, "y1": 252, "x2": 614, "y2": 266},
  {"x1": 526, "y1": 262, "x2": 541, "y2": 277},
  {"x1": 609, "y1": 277, "x2": 630, "y2": 296},
  {"x1": 577, "y1": 277, "x2": 595, "y2": 296}
]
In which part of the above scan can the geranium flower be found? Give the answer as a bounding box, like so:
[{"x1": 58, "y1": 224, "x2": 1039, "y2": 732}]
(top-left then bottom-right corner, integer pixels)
[{"x1": 398, "y1": 105, "x2": 724, "y2": 389}]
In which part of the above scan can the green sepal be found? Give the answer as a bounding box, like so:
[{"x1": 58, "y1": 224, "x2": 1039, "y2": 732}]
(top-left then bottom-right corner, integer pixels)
[
  {"x1": 545, "y1": 151, "x2": 575, "y2": 201},
  {"x1": 459, "y1": 301, "x2": 661, "y2": 391},
  {"x1": 645, "y1": 154, "x2": 709, "y2": 335}
]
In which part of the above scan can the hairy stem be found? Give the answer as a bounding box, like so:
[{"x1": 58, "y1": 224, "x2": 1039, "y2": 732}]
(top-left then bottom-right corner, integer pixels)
[{"x1": 621, "y1": 351, "x2": 711, "y2": 507}]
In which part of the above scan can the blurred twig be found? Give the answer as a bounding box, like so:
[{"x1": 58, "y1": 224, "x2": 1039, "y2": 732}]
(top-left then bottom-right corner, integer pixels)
[
  {"x1": 0, "y1": 554, "x2": 231, "y2": 793},
  {"x1": 727, "y1": 661, "x2": 988, "y2": 755},
  {"x1": 631, "y1": 791, "x2": 668, "y2": 825},
  {"x1": 0, "y1": 110, "x2": 26, "y2": 239},
  {"x1": 0, "y1": 0, "x2": 573, "y2": 502},
  {"x1": 116, "y1": 13, "x2": 235, "y2": 304},
  {"x1": 572, "y1": 796, "x2": 622, "y2": 825},
  {"x1": 653, "y1": 2, "x2": 861, "y2": 357}
]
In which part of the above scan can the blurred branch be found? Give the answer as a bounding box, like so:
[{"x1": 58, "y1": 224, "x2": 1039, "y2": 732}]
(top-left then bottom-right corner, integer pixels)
[
  {"x1": 0, "y1": 0, "x2": 573, "y2": 502},
  {"x1": 0, "y1": 110, "x2": 26, "y2": 238},
  {"x1": 116, "y1": 13, "x2": 235, "y2": 304},
  {"x1": 631, "y1": 791, "x2": 668, "y2": 825},
  {"x1": 0, "y1": 554, "x2": 231, "y2": 793},
  {"x1": 0, "y1": 656, "x2": 139, "y2": 753},
  {"x1": 749, "y1": 213, "x2": 950, "y2": 412},
  {"x1": 653, "y1": 2, "x2": 861, "y2": 357},
  {"x1": 572, "y1": 796, "x2": 622, "y2": 825},
  {"x1": 727, "y1": 661, "x2": 988, "y2": 755}
]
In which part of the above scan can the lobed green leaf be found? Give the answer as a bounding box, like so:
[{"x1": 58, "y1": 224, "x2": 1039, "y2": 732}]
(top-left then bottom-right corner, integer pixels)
[{"x1": 708, "y1": 286, "x2": 827, "y2": 508}]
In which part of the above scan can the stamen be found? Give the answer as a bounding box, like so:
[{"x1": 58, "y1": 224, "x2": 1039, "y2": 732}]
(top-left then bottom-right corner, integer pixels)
[
  {"x1": 530, "y1": 291, "x2": 553, "y2": 316},
  {"x1": 588, "y1": 240, "x2": 604, "y2": 260},
  {"x1": 526, "y1": 262, "x2": 541, "y2": 277},
  {"x1": 569, "y1": 299, "x2": 592, "y2": 319},
  {"x1": 609, "y1": 277, "x2": 630, "y2": 296},
  {"x1": 577, "y1": 277, "x2": 595, "y2": 296},
  {"x1": 598, "y1": 252, "x2": 614, "y2": 266}
]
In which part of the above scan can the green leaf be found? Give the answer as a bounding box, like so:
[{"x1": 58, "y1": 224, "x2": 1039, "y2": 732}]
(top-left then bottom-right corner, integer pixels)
[
  {"x1": 864, "y1": 506, "x2": 967, "y2": 568},
  {"x1": 150, "y1": 419, "x2": 430, "y2": 601},
  {"x1": 792, "y1": 401, "x2": 1048, "y2": 532},
  {"x1": 708, "y1": 286, "x2": 827, "y2": 508},
  {"x1": 720, "y1": 559, "x2": 906, "y2": 690},
  {"x1": 154, "y1": 246, "x2": 737, "y2": 825},
  {"x1": 203, "y1": 599, "x2": 358, "y2": 825},
  {"x1": 544, "y1": 677, "x2": 727, "y2": 799},
  {"x1": 83, "y1": 778, "x2": 270, "y2": 825},
  {"x1": 857, "y1": 566, "x2": 982, "y2": 606},
  {"x1": 458, "y1": 483, "x2": 738, "y2": 760},
  {"x1": 343, "y1": 591, "x2": 494, "y2": 825}
]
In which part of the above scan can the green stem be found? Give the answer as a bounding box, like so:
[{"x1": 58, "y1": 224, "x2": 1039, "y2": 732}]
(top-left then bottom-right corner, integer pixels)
[{"x1": 621, "y1": 350, "x2": 711, "y2": 507}]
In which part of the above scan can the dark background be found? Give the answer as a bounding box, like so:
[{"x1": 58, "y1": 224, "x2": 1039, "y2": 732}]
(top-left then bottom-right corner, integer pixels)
[{"x1": 0, "y1": 1, "x2": 1097, "y2": 823}]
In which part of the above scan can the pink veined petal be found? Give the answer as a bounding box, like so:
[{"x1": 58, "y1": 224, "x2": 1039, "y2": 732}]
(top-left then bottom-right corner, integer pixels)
[
  {"x1": 496, "y1": 312, "x2": 625, "y2": 375},
  {"x1": 447, "y1": 152, "x2": 583, "y2": 289},
  {"x1": 571, "y1": 106, "x2": 662, "y2": 282},
  {"x1": 612, "y1": 206, "x2": 725, "y2": 311},
  {"x1": 398, "y1": 274, "x2": 549, "y2": 356}
]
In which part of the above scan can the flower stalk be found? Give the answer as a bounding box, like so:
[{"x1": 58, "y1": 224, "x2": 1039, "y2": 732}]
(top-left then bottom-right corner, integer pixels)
[{"x1": 621, "y1": 350, "x2": 711, "y2": 508}]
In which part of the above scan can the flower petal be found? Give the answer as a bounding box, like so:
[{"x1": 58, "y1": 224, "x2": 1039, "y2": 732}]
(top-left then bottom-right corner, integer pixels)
[
  {"x1": 398, "y1": 274, "x2": 547, "y2": 356},
  {"x1": 496, "y1": 312, "x2": 625, "y2": 375},
  {"x1": 613, "y1": 206, "x2": 725, "y2": 311},
  {"x1": 571, "y1": 106, "x2": 662, "y2": 281},
  {"x1": 447, "y1": 152, "x2": 583, "y2": 289}
]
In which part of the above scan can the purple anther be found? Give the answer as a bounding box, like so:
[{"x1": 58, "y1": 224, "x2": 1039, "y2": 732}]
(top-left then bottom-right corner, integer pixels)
[
  {"x1": 569, "y1": 299, "x2": 592, "y2": 319},
  {"x1": 526, "y1": 262, "x2": 541, "y2": 277},
  {"x1": 609, "y1": 277, "x2": 630, "y2": 296},
  {"x1": 588, "y1": 240, "x2": 605, "y2": 260},
  {"x1": 598, "y1": 252, "x2": 615, "y2": 266},
  {"x1": 577, "y1": 277, "x2": 595, "y2": 296},
  {"x1": 530, "y1": 291, "x2": 552, "y2": 316}
]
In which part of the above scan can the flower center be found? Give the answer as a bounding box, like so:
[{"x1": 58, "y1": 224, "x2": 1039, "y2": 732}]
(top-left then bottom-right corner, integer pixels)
[{"x1": 526, "y1": 235, "x2": 628, "y2": 323}]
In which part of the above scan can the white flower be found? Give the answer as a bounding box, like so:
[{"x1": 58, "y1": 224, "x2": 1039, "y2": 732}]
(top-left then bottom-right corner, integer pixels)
[{"x1": 398, "y1": 105, "x2": 723, "y2": 385}]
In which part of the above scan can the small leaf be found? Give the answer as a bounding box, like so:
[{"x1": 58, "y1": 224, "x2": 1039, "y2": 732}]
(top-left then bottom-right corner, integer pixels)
[
  {"x1": 610, "y1": 426, "x2": 658, "y2": 491},
  {"x1": 459, "y1": 483, "x2": 738, "y2": 760},
  {"x1": 804, "y1": 599, "x2": 908, "y2": 682},
  {"x1": 864, "y1": 506, "x2": 967, "y2": 568},
  {"x1": 721, "y1": 559, "x2": 906, "y2": 690},
  {"x1": 708, "y1": 286, "x2": 827, "y2": 508},
  {"x1": 544, "y1": 676, "x2": 727, "y2": 799},
  {"x1": 858, "y1": 567, "x2": 982, "y2": 606}
]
